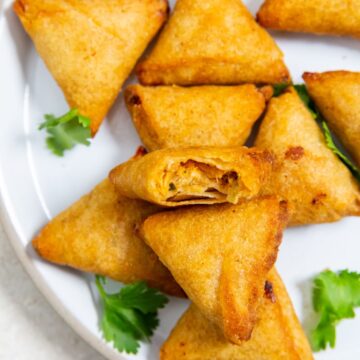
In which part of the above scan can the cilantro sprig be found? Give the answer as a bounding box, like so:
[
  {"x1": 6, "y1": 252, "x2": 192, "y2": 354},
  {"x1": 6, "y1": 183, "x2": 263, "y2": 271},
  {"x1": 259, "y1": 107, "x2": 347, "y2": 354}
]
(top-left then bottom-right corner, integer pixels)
[
  {"x1": 95, "y1": 275, "x2": 168, "y2": 354},
  {"x1": 292, "y1": 85, "x2": 360, "y2": 181},
  {"x1": 293, "y1": 84, "x2": 317, "y2": 118},
  {"x1": 311, "y1": 270, "x2": 360, "y2": 351},
  {"x1": 39, "y1": 108, "x2": 91, "y2": 156},
  {"x1": 272, "y1": 83, "x2": 289, "y2": 97},
  {"x1": 321, "y1": 122, "x2": 360, "y2": 182}
]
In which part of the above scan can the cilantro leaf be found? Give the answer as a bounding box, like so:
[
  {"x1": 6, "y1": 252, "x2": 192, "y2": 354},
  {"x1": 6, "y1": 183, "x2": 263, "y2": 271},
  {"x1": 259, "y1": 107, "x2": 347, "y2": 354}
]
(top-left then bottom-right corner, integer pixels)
[
  {"x1": 102, "y1": 309, "x2": 140, "y2": 354},
  {"x1": 95, "y1": 276, "x2": 168, "y2": 354},
  {"x1": 321, "y1": 122, "x2": 360, "y2": 182},
  {"x1": 294, "y1": 84, "x2": 360, "y2": 182},
  {"x1": 311, "y1": 270, "x2": 360, "y2": 351},
  {"x1": 118, "y1": 281, "x2": 169, "y2": 313},
  {"x1": 272, "y1": 83, "x2": 289, "y2": 97},
  {"x1": 39, "y1": 108, "x2": 91, "y2": 156},
  {"x1": 311, "y1": 319, "x2": 336, "y2": 351},
  {"x1": 294, "y1": 84, "x2": 317, "y2": 118}
]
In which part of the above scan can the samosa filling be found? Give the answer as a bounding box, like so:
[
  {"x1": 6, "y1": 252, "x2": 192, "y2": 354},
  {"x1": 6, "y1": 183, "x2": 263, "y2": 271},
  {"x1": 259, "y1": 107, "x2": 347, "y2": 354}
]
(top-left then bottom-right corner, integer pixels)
[{"x1": 164, "y1": 160, "x2": 244, "y2": 203}]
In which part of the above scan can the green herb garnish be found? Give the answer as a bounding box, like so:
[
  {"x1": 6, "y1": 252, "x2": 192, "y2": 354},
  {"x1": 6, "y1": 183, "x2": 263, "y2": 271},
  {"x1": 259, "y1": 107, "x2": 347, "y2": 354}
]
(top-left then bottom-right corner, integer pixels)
[
  {"x1": 294, "y1": 84, "x2": 317, "y2": 118},
  {"x1": 39, "y1": 108, "x2": 91, "y2": 156},
  {"x1": 272, "y1": 83, "x2": 289, "y2": 97},
  {"x1": 311, "y1": 270, "x2": 360, "y2": 351},
  {"x1": 294, "y1": 85, "x2": 360, "y2": 180},
  {"x1": 169, "y1": 182, "x2": 176, "y2": 191},
  {"x1": 95, "y1": 276, "x2": 168, "y2": 354},
  {"x1": 321, "y1": 122, "x2": 360, "y2": 181}
]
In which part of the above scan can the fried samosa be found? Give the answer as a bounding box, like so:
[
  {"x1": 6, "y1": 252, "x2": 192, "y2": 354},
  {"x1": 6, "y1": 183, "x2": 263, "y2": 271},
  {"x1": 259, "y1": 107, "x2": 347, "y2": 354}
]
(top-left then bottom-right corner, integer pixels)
[
  {"x1": 137, "y1": 0, "x2": 290, "y2": 86},
  {"x1": 257, "y1": 0, "x2": 360, "y2": 39},
  {"x1": 32, "y1": 179, "x2": 184, "y2": 297},
  {"x1": 109, "y1": 146, "x2": 274, "y2": 207},
  {"x1": 161, "y1": 269, "x2": 313, "y2": 360},
  {"x1": 255, "y1": 87, "x2": 360, "y2": 226},
  {"x1": 125, "y1": 84, "x2": 269, "y2": 151},
  {"x1": 304, "y1": 71, "x2": 360, "y2": 168},
  {"x1": 14, "y1": 0, "x2": 168, "y2": 134},
  {"x1": 139, "y1": 197, "x2": 288, "y2": 343}
]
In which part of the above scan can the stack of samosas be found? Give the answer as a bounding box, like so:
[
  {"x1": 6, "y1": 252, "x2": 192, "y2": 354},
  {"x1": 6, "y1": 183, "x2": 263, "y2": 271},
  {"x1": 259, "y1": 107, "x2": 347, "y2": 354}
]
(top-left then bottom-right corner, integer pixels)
[{"x1": 16, "y1": 0, "x2": 360, "y2": 358}]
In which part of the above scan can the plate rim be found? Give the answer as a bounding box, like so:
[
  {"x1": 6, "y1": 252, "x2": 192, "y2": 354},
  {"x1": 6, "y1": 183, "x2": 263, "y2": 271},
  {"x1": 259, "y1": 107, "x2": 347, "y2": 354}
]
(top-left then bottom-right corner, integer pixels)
[{"x1": 0, "y1": 185, "x2": 125, "y2": 360}]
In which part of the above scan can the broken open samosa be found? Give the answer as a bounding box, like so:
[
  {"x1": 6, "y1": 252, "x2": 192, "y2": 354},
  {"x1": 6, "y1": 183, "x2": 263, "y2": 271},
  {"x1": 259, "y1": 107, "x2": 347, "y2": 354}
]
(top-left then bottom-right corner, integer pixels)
[
  {"x1": 257, "y1": 0, "x2": 360, "y2": 39},
  {"x1": 161, "y1": 269, "x2": 313, "y2": 360},
  {"x1": 109, "y1": 146, "x2": 274, "y2": 207},
  {"x1": 255, "y1": 87, "x2": 360, "y2": 226},
  {"x1": 32, "y1": 179, "x2": 184, "y2": 297},
  {"x1": 304, "y1": 71, "x2": 360, "y2": 168},
  {"x1": 139, "y1": 197, "x2": 288, "y2": 343},
  {"x1": 14, "y1": 0, "x2": 168, "y2": 134},
  {"x1": 137, "y1": 0, "x2": 290, "y2": 86},
  {"x1": 125, "y1": 84, "x2": 269, "y2": 151}
]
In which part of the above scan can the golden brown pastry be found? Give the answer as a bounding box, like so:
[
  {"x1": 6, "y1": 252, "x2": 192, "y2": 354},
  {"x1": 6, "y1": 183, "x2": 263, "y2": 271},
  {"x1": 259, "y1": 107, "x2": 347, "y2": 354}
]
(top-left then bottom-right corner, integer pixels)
[
  {"x1": 137, "y1": 0, "x2": 290, "y2": 86},
  {"x1": 161, "y1": 269, "x2": 313, "y2": 360},
  {"x1": 255, "y1": 87, "x2": 360, "y2": 226},
  {"x1": 257, "y1": 0, "x2": 360, "y2": 39},
  {"x1": 14, "y1": 0, "x2": 168, "y2": 134},
  {"x1": 139, "y1": 197, "x2": 288, "y2": 343},
  {"x1": 304, "y1": 71, "x2": 360, "y2": 168},
  {"x1": 125, "y1": 84, "x2": 269, "y2": 151},
  {"x1": 109, "y1": 146, "x2": 274, "y2": 207},
  {"x1": 32, "y1": 179, "x2": 184, "y2": 297}
]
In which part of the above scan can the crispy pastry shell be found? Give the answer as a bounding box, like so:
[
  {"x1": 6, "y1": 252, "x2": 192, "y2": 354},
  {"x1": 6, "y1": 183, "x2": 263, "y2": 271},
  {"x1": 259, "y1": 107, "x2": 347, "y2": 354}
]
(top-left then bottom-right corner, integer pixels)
[
  {"x1": 32, "y1": 179, "x2": 184, "y2": 297},
  {"x1": 137, "y1": 0, "x2": 290, "y2": 85},
  {"x1": 125, "y1": 84, "x2": 268, "y2": 151},
  {"x1": 255, "y1": 87, "x2": 360, "y2": 225},
  {"x1": 161, "y1": 269, "x2": 313, "y2": 360},
  {"x1": 139, "y1": 197, "x2": 288, "y2": 343},
  {"x1": 109, "y1": 146, "x2": 274, "y2": 207},
  {"x1": 304, "y1": 71, "x2": 360, "y2": 168},
  {"x1": 14, "y1": 0, "x2": 168, "y2": 134}
]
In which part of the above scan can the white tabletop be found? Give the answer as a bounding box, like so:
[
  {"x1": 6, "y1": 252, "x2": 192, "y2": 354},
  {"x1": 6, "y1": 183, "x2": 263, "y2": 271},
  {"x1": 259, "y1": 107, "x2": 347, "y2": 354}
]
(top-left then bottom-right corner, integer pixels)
[{"x1": 0, "y1": 222, "x2": 105, "y2": 360}]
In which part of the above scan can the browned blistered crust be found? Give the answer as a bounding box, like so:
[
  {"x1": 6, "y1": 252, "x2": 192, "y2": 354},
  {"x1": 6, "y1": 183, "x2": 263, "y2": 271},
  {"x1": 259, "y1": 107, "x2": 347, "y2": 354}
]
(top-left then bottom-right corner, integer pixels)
[
  {"x1": 139, "y1": 196, "x2": 288, "y2": 343},
  {"x1": 255, "y1": 87, "x2": 360, "y2": 225}
]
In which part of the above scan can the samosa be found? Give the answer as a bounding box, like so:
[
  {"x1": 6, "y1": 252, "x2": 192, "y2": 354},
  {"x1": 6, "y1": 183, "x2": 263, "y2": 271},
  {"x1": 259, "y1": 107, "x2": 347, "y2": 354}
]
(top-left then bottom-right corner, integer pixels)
[
  {"x1": 109, "y1": 146, "x2": 274, "y2": 207},
  {"x1": 139, "y1": 197, "x2": 288, "y2": 343},
  {"x1": 14, "y1": 0, "x2": 168, "y2": 134},
  {"x1": 255, "y1": 87, "x2": 360, "y2": 226},
  {"x1": 125, "y1": 84, "x2": 270, "y2": 151},
  {"x1": 32, "y1": 179, "x2": 184, "y2": 297},
  {"x1": 161, "y1": 269, "x2": 313, "y2": 360},
  {"x1": 137, "y1": 0, "x2": 290, "y2": 86},
  {"x1": 304, "y1": 71, "x2": 360, "y2": 168},
  {"x1": 257, "y1": 0, "x2": 360, "y2": 39}
]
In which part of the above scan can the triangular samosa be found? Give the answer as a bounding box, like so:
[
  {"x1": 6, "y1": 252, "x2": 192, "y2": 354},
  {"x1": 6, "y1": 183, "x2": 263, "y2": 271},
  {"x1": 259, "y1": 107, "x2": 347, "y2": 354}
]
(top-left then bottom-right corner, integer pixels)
[
  {"x1": 139, "y1": 197, "x2": 288, "y2": 343},
  {"x1": 137, "y1": 0, "x2": 290, "y2": 86},
  {"x1": 109, "y1": 146, "x2": 274, "y2": 207},
  {"x1": 257, "y1": 0, "x2": 360, "y2": 39},
  {"x1": 32, "y1": 179, "x2": 184, "y2": 297},
  {"x1": 255, "y1": 87, "x2": 360, "y2": 226},
  {"x1": 304, "y1": 71, "x2": 360, "y2": 168},
  {"x1": 161, "y1": 269, "x2": 313, "y2": 360},
  {"x1": 14, "y1": 0, "x2": 168, "y2": 134},
  {"x1": 125, "y1": 84, "x2": 270, "y2": 151}
]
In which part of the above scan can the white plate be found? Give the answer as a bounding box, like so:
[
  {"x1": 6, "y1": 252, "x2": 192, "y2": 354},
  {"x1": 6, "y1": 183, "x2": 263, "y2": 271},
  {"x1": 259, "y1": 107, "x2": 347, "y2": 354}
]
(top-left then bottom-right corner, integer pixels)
[{"x1": 1, "y1": 0, "x2": 360, "y2": 359}]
